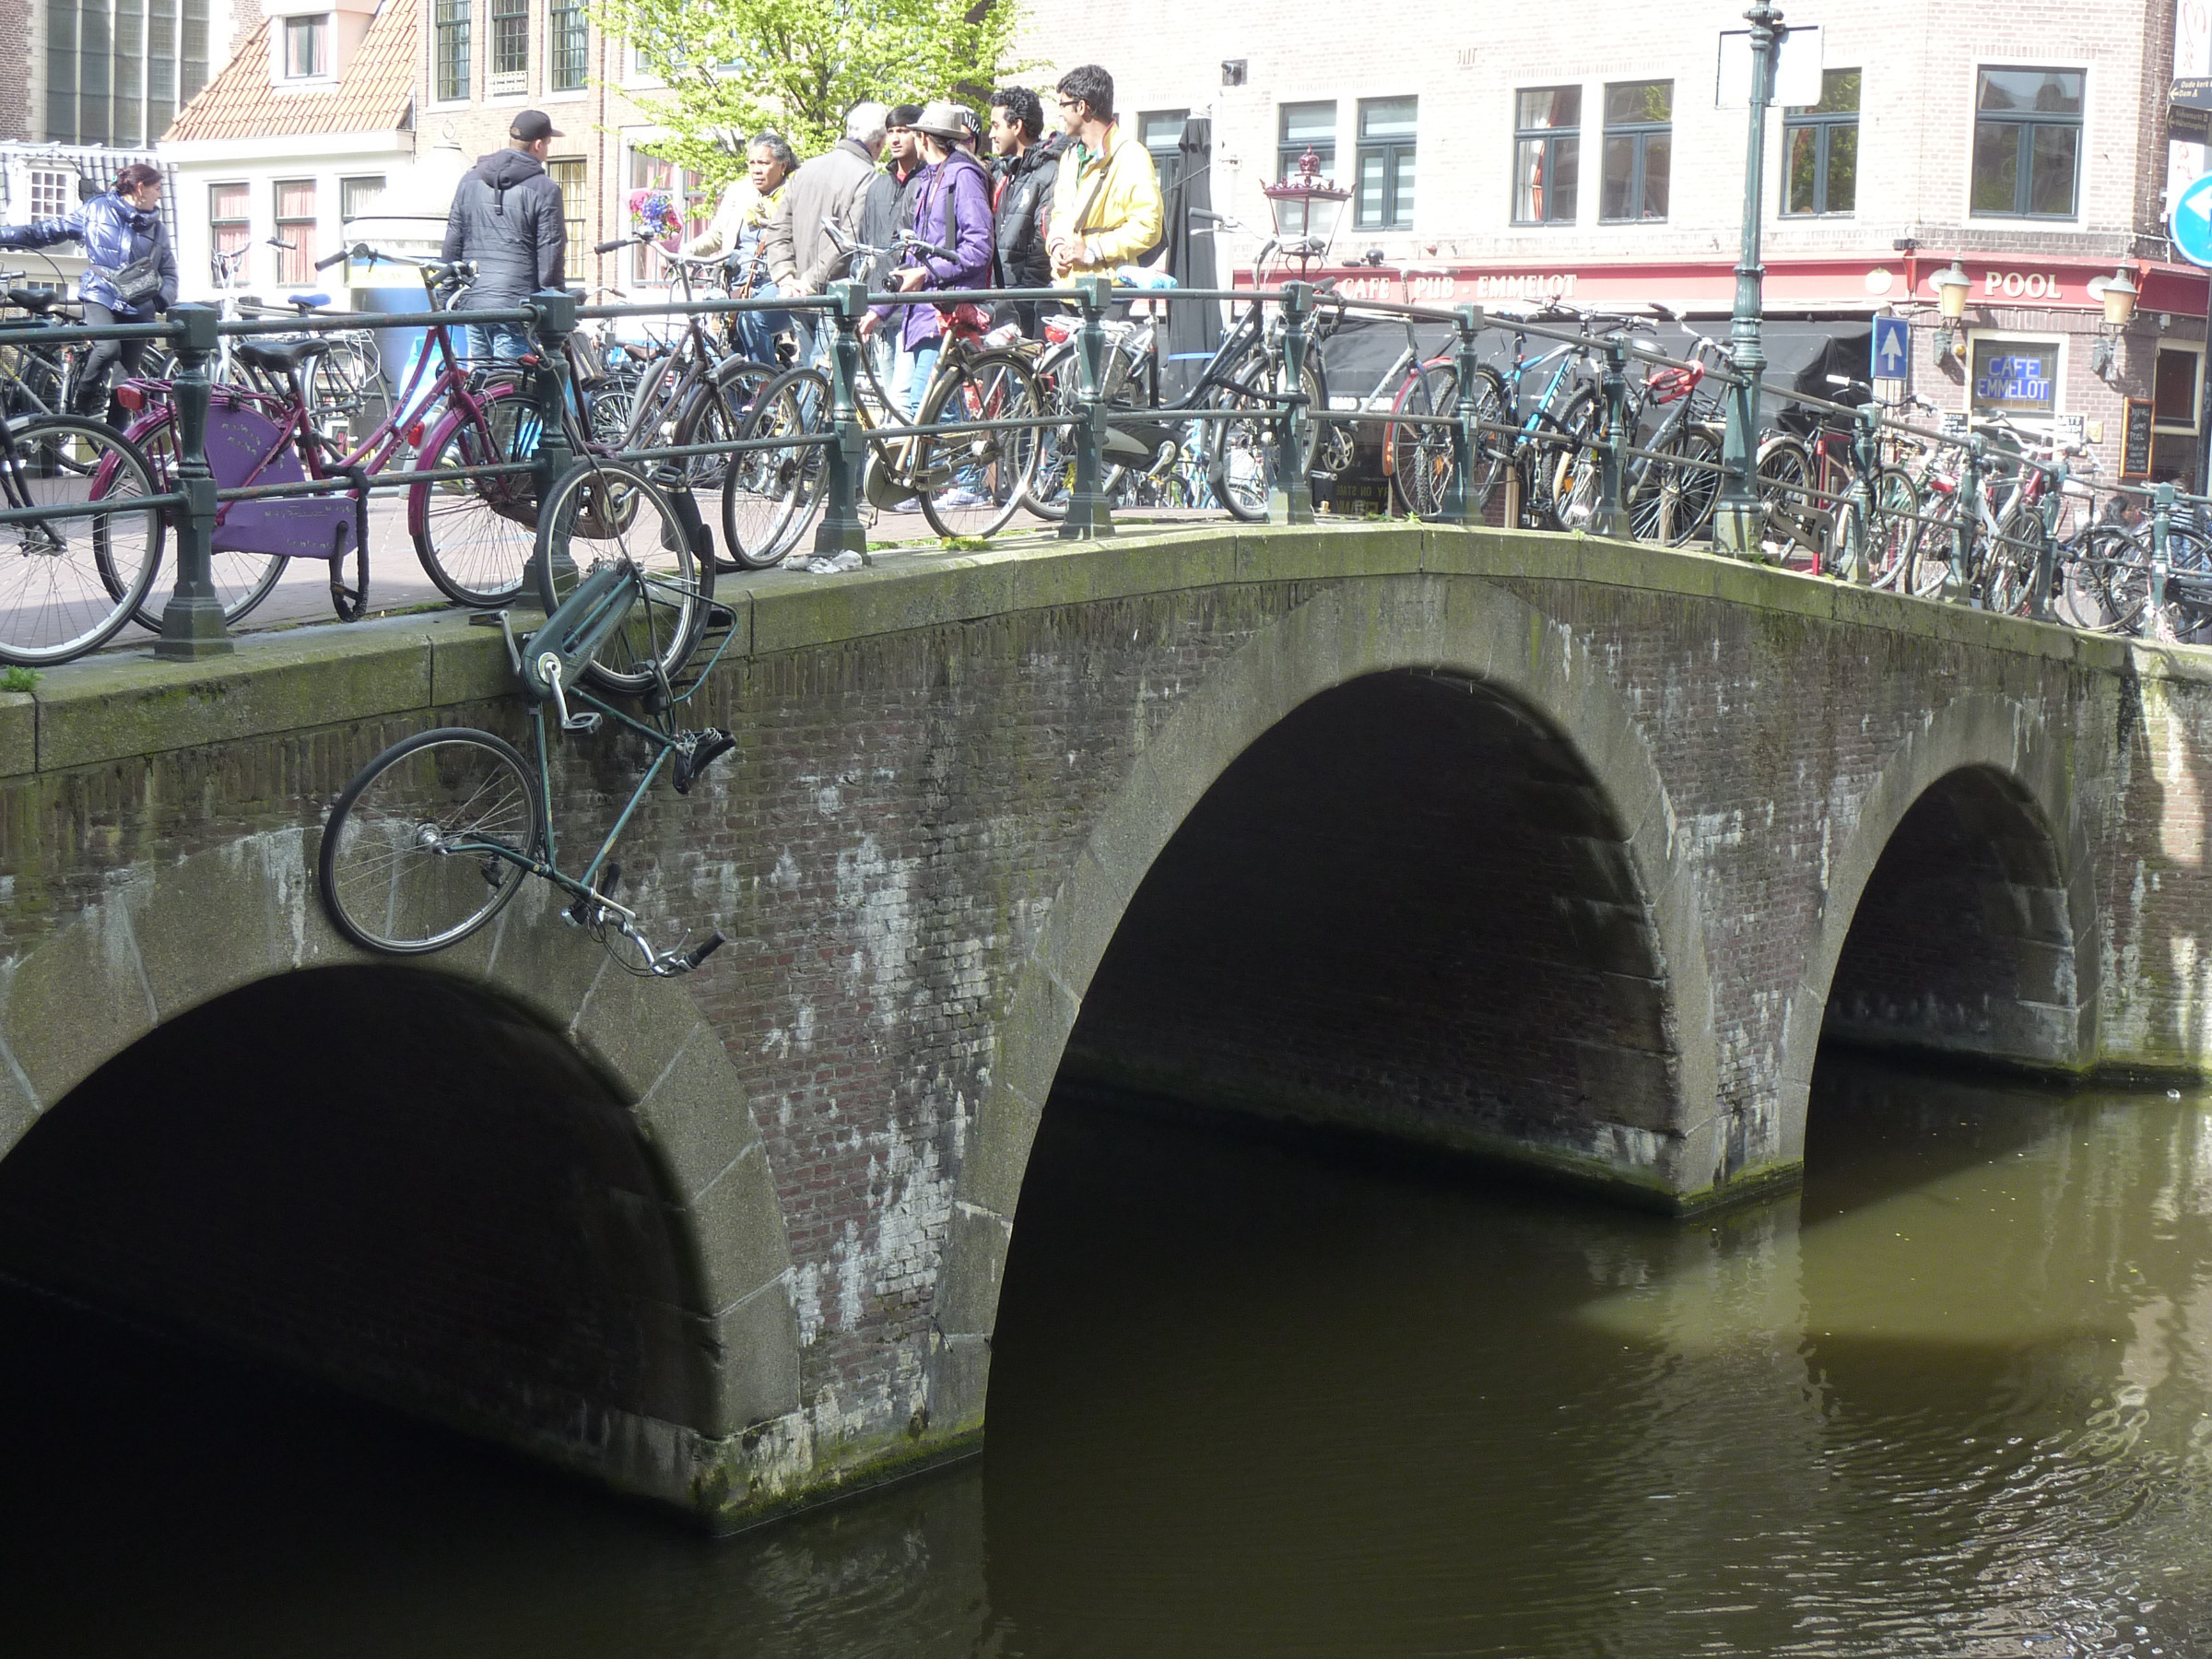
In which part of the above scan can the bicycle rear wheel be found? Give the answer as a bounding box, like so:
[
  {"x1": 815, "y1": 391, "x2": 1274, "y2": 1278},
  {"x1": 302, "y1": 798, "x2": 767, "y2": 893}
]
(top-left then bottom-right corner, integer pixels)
[
  {"x1": 318, "y1": 725, "x2": 543, "y2": 956},
  {"x1": 120, "y1": 410, "x2": 285, "y2": 630},
  {"x1": 2057, "y1": 523, "x2": 2150, "y2": 633},
  {"x1": 917, "y1": 348, "x2": 1041, "y2": 539},
  {"x1": 674, "y1": 356, "x2": 779, "y2": 571},
  {"x1": 533, "y1": 457, "x2": 711, "y2": 696},
  {"x1": 0, "y1": 417, "x2": 165, "y2": 665},
  {"x1": 724, "y1": 366, "x2": 827, "y2": 568},
  {"x1": 1387, "y1": 364, "x2": 1458, "y2": 520}
]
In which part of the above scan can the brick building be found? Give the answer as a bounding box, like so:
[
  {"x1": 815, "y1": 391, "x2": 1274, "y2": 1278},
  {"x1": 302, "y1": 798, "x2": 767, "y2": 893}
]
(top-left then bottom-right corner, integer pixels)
[{"x1": 1014, "y1": 0, "x2": 2212, "y2": 488}]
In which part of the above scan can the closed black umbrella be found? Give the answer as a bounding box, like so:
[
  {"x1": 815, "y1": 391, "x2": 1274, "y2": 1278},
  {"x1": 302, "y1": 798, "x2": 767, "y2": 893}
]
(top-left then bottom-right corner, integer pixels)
[{"x1": 1156, "y1": 116, "x2": 1220, "y2": 404}]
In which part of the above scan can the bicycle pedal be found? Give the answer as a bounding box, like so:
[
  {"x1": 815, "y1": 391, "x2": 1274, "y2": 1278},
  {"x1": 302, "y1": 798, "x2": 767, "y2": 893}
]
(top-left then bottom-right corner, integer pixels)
[{"x1": 560, "y1": 711, "x2": 604, "y2": 735}]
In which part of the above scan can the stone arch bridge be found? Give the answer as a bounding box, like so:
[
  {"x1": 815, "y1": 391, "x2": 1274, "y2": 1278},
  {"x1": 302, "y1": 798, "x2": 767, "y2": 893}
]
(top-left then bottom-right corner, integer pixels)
[{"x1": 0, "y1": 524, "x2": 2206, "y2": 1529}]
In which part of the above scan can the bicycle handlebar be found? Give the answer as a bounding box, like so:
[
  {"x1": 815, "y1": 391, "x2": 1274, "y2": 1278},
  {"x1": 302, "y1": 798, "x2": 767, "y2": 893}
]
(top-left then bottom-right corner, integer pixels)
[{"x1": 312, "y1": 247, "x2": 352, "y2": 271}]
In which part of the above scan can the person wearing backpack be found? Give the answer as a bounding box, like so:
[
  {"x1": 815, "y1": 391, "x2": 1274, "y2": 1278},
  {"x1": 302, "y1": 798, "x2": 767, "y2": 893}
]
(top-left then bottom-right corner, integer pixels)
[
  {"x1": 0, "y1": 161, "x2": 179, "y2": 422},
  {"x1": 441, "y1": 110, "x2": 569, "y2": 367},
  {"x1": 859, "y1": 100, "x2": 993, "y2": 422}
]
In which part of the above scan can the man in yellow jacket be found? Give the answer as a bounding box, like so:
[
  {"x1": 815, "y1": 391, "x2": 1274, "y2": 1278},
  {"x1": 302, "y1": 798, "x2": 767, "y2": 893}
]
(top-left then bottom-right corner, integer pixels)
[{"x1": 1045, "y1": 65, "x2": 1164, "y2": 281}]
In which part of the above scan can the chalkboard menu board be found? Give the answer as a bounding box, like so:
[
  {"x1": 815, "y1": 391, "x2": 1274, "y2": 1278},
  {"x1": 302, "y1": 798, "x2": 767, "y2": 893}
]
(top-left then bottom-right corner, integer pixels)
[{"x1": 2123, "y1": 397, "x2": 2156, "y2": 480}]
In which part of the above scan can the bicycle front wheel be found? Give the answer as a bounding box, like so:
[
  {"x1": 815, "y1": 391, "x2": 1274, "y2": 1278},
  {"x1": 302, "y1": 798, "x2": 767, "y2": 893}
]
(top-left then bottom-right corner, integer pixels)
[
  {"x1": 534, "y1": 457, "x2": 711, "y2": 695},
  {"x1": 917, "y1": 348, "x2": 1041, "y2": 540},
  {"x1": 724, "y1": 365, "x2": 828, "y2": 568},
  {"x1": 0, "y1": 417, "x2": 165, "y2": 665},
  {"x1": 1387, "y1": 364, "x2": 1458, "y2": 520},
  {"x1": 318, "y1": 725, "x2": 544, "y2": 956},
  {"x1": 122, "y1": 410, "x2": 285, "y2": 630},
  {"x1": 410, "y1": 385, "x2": 536, "y2": 608}
]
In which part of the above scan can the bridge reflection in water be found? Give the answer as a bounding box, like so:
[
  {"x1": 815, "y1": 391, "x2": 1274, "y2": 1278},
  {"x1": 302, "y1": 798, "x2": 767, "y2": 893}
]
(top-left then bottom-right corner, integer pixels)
[{"x1": 0, "y1": 1050, "x2": 2206, "y2": 1657}]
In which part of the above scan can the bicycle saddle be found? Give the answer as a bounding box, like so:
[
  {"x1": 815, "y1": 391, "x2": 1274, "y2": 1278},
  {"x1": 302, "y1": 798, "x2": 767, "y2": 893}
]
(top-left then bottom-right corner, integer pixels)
[
  {"x1": 6, "y1": 287, "x2": 58, "y2": 313},
  {"x1": 235, "y1": 335, "x2": 338, "y2": 373},
  {"x1": 286, "y1": 292, "x2": 331, "y2": 311}
]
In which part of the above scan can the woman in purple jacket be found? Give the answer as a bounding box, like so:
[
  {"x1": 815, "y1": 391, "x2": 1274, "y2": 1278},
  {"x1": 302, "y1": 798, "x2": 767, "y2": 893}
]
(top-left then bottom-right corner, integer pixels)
[{"x1": 859, "y1": 100, "x2": 994, "y2": 424}]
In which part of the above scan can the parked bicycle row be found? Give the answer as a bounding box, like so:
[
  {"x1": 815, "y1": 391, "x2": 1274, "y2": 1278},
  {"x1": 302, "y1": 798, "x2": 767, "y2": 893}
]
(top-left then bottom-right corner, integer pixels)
[{"x1": 3, "y1": 247, "x2": 2212, "y2": 671}]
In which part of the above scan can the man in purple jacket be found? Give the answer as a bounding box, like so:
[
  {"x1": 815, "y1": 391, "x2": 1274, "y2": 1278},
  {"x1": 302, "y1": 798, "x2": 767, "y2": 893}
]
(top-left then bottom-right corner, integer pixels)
[{"x1": 860, "y1": 100, "x2": 994, "y2": 425}]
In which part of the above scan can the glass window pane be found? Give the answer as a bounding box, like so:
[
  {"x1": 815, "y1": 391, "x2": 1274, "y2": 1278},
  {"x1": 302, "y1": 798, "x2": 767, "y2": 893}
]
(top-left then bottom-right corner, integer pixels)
[
  {"x1": 1641, "y1": 134, "x2": 1669, "y2": 218},
  {"x1": 209, "y1": 182, "x2": 247, "y2": 219},
  {"x1": 1600, "y1": 134, "x2": 1633, "y2": 218},
  {"x1": 1786, "y1": 125, "x2": 1818, "y2": 213},
  {"x1": 1359, "y1": 96, "x2": 1418, "y2": 139},
  {"x1": 1394, "y1": 148, "x2": 1415, "y2": 224},
  {"x1": 1141, "y1": 110, "x2": 1187, "y2": 150},
  {"x1": 2029, "y1": 124, "x2": 2077, "y2": 215},
  {"x1": 1514, "y1": 137, "x2": 1542, "y2": 219},
  {"x1": 2155, "y1": 349, "x2": 2201, "y2": 426},
  {"x1": 1605, "y1": 79, "x2": 1670, "y2": 125},
  {"x1": 1550, "y1": 136, "x2": 1578, "y2": 219},
  {"x1": 1979, "y1": 67, "x2": 2081, "y2": 113},
  {"x1": 1971, "y1": 120, "x2": 2020, "y2": 212},
  {"x1": 1517, "y1": 86, "x2": 1579, "y2": 131},
  {"x1": 1358, "y1": 150, "x2": 1385, "y2": 224},
  {"x1": 1789, "y1": 66, "x2": 1859, "y2": 116},
  {"x1": 1280, "y1": 100, "x2": 1334, "y2": 145},
  {"x1": 1825, "y1": 123, "x2": 1856, "y2": 213}
]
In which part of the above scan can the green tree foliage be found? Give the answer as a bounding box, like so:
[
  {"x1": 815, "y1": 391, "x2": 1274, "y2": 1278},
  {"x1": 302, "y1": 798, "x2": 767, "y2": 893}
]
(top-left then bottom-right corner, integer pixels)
[{"x1": 594, "y1": 0, "x2": 1029, "y2": 181}]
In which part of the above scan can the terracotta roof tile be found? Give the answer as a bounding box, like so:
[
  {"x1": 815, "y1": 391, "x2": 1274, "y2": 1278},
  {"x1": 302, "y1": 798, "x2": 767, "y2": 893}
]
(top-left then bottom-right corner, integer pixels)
[{"x1": 163, "y1": 0, "x2": 417, "y2": 144}]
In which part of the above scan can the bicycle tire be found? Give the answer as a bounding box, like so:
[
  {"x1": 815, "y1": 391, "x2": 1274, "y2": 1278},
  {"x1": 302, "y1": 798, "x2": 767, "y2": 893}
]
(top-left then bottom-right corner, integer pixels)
[
  {"x1": 2057, "y1": 523, "x2": 2150, "y2": 634},
  {"x1": 115, "y1": 409, "x2": 288, "y2": 631},
  {"x1": 917, "y1": 348, "x2": 1041, "y2": 540},
  {"x1": 1754, "y1": 436, "x2": 1815, "y2": 557},
  {"x1": 1629, "y1": 424, "x2": 1722, "y2": 546},
  {"x1": 723, "y1": 365, "x2": 828, "y2": 569},
  {"x1": 1387, "y1": 363, "x2": 1458, "y2": 520},
  {"x1": 1206, "y1": 355, "x2": 1330, "y2": 524},
  {"x1": 668, "y1": 354, "x2": 778, "y2": 571},
  {"x1": 1865, "y1": 465, "x2": 1922, "y2": 590},
  {"x1": 533, "y1": 457, "x2": 711, "y2": 695},
  {"x1": 1980, "y1": 499, "x2": 2044, "y2": 617},
  {"x1": 318, "y1": 725, "x2": 543, "y2": 956},
  {"x1": 409, "y1": 383, "x2": 535, "y2": 607},
  {"x1": 1547, "y1": 384, "x2": 1605, "y2": 528},
  {"x1": 0, "y1": 416, "x2": 164, "y2": 665},
  {"x1": 1025, "y1": 344, "x2": 1077, "y2": 521}
]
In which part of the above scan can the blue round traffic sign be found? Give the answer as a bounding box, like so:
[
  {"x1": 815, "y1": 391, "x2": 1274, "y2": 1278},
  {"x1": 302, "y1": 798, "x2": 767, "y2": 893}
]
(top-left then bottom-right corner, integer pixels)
[{"x1": 2173, "y1": 172, "x2": 2212, "y2": 268}]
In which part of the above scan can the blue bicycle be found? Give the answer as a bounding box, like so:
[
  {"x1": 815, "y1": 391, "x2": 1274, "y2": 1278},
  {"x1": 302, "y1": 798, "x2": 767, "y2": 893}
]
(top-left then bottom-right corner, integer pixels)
[{"x1": 1458, "y1": 306, "x2": 1610, "y2": 528}]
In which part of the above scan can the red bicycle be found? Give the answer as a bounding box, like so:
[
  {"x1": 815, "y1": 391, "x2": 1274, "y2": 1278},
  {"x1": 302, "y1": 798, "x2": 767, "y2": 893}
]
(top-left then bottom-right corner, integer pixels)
[{"x1": 107, "y1": 249, "x2": 538, "y2": 629}]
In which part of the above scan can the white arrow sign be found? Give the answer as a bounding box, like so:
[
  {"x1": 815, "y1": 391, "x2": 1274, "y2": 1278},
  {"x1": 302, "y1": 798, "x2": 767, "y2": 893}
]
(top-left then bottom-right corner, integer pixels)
[{"x1": 1878, "y1": 332, "x2": 1905, "y2": 372}]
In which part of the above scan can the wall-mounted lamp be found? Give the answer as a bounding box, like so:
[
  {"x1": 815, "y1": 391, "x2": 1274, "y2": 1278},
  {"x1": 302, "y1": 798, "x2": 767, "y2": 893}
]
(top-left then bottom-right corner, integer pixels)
[
  {"x1": 1931, "y1": 260, "x2": 1971, "y2": 359},
  {"x1": 2087, "y1": 267, "x2": 2137, "y2": 378}
]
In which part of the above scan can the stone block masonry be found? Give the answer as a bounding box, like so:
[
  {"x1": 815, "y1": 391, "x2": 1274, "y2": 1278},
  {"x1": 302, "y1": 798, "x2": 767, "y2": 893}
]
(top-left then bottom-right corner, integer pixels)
[{"x1": 0, "y1": 524, "x2": 2209, "y2": 1530}]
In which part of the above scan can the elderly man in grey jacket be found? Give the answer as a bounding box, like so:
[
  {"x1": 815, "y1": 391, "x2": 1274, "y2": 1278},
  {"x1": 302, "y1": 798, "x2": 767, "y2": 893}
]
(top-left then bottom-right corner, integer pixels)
[
  {"x1": 761, "y1": 102, "x2": 898, "y2": 305},
  {"x1": 441, "y1": 109, "x2": 570, "y2": 366}
]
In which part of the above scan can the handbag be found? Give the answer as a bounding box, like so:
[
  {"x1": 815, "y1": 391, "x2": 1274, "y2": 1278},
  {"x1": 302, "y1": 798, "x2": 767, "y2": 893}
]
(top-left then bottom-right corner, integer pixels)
[{"x1": 97, "y1": 254, "x2": 162, "y2": 310}]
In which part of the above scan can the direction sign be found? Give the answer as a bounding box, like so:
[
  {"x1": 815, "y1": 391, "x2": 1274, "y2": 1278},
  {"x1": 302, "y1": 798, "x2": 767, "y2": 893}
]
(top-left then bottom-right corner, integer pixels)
[
  {"x1": 2172, "y1": 171, "x2": 2212, "y2": 268},
  {"x1": 1871, "y1": 315, "x2": 1910, "y2": 381},
  {"x1": 2172, "y1": 76, "x2": 2212, "y2": 143}
]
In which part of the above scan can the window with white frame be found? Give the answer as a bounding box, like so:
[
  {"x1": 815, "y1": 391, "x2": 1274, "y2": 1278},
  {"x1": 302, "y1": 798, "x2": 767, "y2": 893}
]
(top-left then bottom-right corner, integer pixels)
[
  {"x1": 434, "y1": 0, "x2": 471, "y2": 100},
  {"x1": 274, "y1": 178, "x2": 316, "y2": 287},
  {"x1": 281, "y1": 14, "x2": 326, "y2": 76},
  {"x1": 209, "y1": 181, "x2": 249, "y2": 285},
  {"x1": 547, "y1": 0, "x2": 586, "y2": 90},
  {"x1": 29, "y1": 169, "x2": 76, "y2": 222},
  {"x1": 489, "y1": 0, "x2": 526, "y2": 94}
]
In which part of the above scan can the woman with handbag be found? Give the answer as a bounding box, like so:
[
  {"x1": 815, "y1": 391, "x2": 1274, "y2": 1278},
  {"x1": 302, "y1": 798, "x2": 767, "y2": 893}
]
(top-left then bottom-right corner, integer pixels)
[{"x1": 0, "y1": 162, "x2": 180, "y2": 422}]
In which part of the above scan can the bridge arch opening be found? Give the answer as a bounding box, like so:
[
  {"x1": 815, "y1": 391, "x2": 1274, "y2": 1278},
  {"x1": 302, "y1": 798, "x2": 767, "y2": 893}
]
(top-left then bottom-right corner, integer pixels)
[
  {"x1": 1819, "y1": 764, "x2": 2078, "y2": 1073},
  {"x1": 1044, "y1": 668, "x2": 1684, "y2": 1175},
  {"x1": 0, "y1": 965, "x2": 720, "y2": 1496}
]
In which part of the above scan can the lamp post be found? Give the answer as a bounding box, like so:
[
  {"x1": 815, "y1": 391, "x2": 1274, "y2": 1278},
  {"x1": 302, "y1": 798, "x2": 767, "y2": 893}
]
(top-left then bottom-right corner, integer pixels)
[
  {"x1": 1714, "y1": 0, "x2": 1783, "y2": 557},
  {"x1": 2088, "y1": 267, "x2": 2138, "y2": 378},
  {"x1": 1931, "y1": 260, "x2": 1971, "y2": 359},
  {"x1": 1260, "y1": 147, "x2": 1350, "y2": 271}
]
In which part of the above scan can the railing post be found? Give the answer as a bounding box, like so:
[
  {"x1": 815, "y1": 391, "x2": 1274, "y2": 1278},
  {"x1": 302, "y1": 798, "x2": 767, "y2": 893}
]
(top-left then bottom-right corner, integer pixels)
[
  {"x1": 2153, "y1": 482, "x2": 2176, "y2": 641},
  {"x1": 1838, "y1": 402, "x2": 1880, "y2": 585},
  {"x1": 1593, "y1": 335, "x2": 1630, "y2": 539},
  {"x1": 1437, "y1": 304, "x2": 1484, "y2": 526},
  {"x1": 526, "y1": 288, "x2": 576, "y2": 495},
  {"x1": 154, "y1": 303, "x2": 233, "y2": 661},
  {"x1": 1271, "y1": 279, "x2": 1315, "y2": 525},
  {"x1": 1948, "y1": 435, "x2": 1981, "y2": 606},
  {"x1": 2030, "y1": 458, "x2": 2064, "y2": 622},
  {"x1": 813, "y1": 282, "x2": 869, "y2": 561},
  {"x1": 1060, "y1": 274, "x2": 1114, "y2": 540}
]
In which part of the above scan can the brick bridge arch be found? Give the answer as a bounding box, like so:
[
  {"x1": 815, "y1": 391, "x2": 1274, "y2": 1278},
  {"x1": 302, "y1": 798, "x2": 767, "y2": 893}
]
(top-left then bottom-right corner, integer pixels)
[
  {"x1": 1779, "y1": 692, "x2": 2096, "y2": 1159},
  {"x1": 926, "y1": 574, "x2": 1721, "y2": 1437},
  {"x1": 0, "y1": 830, "x2": 797, "y2": 1514}
]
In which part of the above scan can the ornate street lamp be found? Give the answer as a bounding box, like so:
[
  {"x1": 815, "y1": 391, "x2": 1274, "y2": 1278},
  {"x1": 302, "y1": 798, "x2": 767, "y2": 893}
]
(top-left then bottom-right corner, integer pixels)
[
  {"x1": 2088, "y1": 267, "x2": 2138, "y2": 378},
  {"x1": 1261, "y1": 147, "x2": 1350, "y2": 269},
  {"x1": 1714, "y1": 1, "x2": 1783, "y2": 558},
  {"x1": 1930, "y1": 261, "x2": 1971, "y2": 359}
]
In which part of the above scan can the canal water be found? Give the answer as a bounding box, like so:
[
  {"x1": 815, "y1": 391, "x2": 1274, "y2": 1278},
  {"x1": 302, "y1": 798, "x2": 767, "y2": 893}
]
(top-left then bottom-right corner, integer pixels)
[{"x1": 6, "y1": 1052, "x2": 2212, "y2": 1656}]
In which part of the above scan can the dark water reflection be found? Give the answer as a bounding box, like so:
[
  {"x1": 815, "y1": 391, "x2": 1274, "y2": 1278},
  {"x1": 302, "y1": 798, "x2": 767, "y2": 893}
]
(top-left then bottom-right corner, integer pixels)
[{"x1": 7, "y1": 1053, "x2": 2212, "y2": 1655}]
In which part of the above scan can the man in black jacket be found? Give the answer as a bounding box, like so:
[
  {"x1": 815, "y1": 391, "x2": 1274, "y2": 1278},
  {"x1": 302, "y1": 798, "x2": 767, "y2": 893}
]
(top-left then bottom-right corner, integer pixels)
[
  {"x1": 988, "y1": 88, "x2": 1064, "y2": 339},
  {"x1": 441, "y1": 109, "x2": 569, "y2": 366}
]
